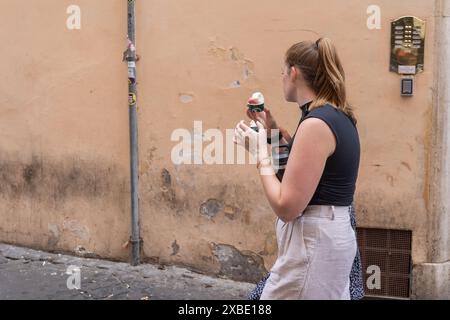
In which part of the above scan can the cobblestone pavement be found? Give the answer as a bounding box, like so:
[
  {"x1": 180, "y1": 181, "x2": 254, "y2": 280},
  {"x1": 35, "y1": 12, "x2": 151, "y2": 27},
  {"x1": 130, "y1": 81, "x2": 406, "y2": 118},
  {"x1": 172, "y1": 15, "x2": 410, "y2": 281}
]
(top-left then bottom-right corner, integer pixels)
[{"x1": 0, "y1": 244, "x2": 254, "y2": 300}]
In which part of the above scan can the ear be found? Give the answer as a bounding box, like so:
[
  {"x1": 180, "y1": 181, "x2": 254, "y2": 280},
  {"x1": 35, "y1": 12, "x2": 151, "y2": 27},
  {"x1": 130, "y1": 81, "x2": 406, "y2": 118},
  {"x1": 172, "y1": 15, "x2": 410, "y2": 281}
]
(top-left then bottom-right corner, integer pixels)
[{"x1": 290, "y1": 66, "x2": 298, "y2": 81}]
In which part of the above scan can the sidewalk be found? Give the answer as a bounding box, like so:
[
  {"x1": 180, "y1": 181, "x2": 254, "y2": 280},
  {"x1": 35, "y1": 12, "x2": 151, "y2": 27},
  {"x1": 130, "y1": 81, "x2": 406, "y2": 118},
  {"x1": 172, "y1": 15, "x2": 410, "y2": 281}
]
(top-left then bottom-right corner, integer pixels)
[{"x1": 0, "y1": 244, "x2": 254, "y2": 300}]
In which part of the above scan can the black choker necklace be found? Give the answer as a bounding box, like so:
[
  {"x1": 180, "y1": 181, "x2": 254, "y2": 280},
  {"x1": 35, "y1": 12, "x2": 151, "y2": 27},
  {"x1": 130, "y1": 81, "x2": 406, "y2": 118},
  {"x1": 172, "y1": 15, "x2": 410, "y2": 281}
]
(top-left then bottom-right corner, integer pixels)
[{"x1": 300, "y1": 101, "x2": 312, "y2": 117}]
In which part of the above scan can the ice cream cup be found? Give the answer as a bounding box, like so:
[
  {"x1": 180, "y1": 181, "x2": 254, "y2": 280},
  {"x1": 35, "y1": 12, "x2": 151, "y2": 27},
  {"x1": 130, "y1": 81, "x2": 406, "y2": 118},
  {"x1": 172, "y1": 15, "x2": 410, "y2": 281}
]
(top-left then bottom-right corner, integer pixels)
[
  {"x1": 247, "y1": 92, "x2": 265, "y2": 112},
  {"x1": 247, "y1": 103, "x2": 265, "y2": 113}
]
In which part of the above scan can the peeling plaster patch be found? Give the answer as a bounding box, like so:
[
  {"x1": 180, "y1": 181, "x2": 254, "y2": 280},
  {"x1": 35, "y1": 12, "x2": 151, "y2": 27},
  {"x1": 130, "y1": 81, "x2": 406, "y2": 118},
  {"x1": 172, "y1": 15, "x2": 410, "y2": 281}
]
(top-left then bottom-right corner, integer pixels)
[
  {"x1": 148, "y1": 146, "x2": 158, "y2": 161},
  {"x1": 243, "y1": 67, "x2": 250, "y2": 80},
  {"x1": 223, "y1": 204, "x2": 239, "y2": 220},
  {"x1": 242, "y1": 61, "x2": 255, "y2": 80},
  {"x1": 171, "y1": 240, "x2": 180, "y2": 256},
  {"x1": 212, "y1": 244, "x2": 267, "y2": 282},
  {"x1": 208, "y1": 39, "x2": 228, "y2": 60},
  {"x1": 208, "y1": 39, "x2": 255, "y2": 86},
  {"x1": 229, "y1": 80, "x2": 241, "y2": 88},
  {"x1": 230, "y1": 47, "x2": 244, "y2": 61},
  {"x1": 161, "y1": 168, "x2": 176, "y2": 203},
  {"x1": 74, "y1": 245, "x2": 99, "y2": 259},
  {"x1": 157, "y1": 168, "x2": 188, "y2": 213},
  {"x1": 161, "y1": 168, "x2": 172, "y2": 186},
  {"x1": 141, "y1": 146, "x2": 158, "y2": 175},
  {"x1": 62, "y1": 220, "x2": 89, "y2": 240},
  {"x1": 243, "y1": 60, "x2": 254, "y2": 74},
  {"x1": 179, "y1": 93, "x2": 194, "y2": 104},
  {"x1": 200, "y1": 199, "x2": 224, "y2": 218}
]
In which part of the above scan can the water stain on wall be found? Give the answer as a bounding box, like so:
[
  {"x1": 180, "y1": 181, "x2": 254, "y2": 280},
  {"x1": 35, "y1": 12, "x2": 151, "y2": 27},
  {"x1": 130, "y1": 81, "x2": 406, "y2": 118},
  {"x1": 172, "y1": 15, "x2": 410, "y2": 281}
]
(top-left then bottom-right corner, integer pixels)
[
  {"x1": 0, "y1": 152, "x2": 128, "y2": 205},
  {"x1": 160, "y1": 168, "x2": 176, "y2": 205},
  {"x1": 171, "y1": 240, "x2": 180, "y2": 256},
  {"x1": 157, "y1": 168, "x2": 189, "y2": 214}
]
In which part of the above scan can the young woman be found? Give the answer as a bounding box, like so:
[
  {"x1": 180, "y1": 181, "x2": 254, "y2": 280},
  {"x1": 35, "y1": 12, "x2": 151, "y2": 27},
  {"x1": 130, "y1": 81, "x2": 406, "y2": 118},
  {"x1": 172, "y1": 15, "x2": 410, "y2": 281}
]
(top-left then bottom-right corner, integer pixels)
[{"x1": 233, "y1": 38, "x2": 361, "y2": 299}]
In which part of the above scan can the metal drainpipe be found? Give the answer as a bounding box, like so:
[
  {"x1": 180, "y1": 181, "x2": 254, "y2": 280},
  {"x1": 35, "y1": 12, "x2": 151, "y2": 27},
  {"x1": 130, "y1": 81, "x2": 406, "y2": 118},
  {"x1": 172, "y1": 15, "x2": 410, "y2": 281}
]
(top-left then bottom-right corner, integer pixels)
[{"x1": 125, "y1": 0, "x2": 141, "y2": 266}]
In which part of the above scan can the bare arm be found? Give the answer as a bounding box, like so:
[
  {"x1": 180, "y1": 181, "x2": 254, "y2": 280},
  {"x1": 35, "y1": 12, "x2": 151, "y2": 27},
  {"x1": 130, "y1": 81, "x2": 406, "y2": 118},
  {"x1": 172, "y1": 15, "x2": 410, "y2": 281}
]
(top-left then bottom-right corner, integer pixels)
[{"x1": 259, "y1": 118, "x2": 336, "y2": 222}]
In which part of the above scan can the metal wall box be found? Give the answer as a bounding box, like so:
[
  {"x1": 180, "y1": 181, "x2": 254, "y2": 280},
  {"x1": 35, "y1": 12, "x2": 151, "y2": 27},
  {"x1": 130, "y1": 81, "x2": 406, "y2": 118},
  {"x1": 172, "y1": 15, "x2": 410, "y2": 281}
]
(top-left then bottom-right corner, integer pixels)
[
  {"x1": 401, "y1": 77, "x2": 414, "y2": 96},
  {"x1": 390, "y1": 16, "x2": 425, "y2": 75}
]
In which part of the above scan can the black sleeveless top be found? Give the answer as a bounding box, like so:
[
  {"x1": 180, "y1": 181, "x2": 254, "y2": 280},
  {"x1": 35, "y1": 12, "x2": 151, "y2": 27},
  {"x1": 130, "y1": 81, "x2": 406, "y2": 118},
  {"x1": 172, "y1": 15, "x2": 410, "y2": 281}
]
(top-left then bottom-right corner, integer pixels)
[{"x1": 287, "y1": 102, "x2": 360, "y2": 206}]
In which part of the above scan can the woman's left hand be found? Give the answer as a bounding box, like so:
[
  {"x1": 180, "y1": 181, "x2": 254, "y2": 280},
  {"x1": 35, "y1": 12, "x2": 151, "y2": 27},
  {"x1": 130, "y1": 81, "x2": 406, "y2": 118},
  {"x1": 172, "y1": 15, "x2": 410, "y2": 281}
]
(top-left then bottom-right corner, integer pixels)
[{"x1": 233, "y1": 120, "x2": 269, "y2": 162}]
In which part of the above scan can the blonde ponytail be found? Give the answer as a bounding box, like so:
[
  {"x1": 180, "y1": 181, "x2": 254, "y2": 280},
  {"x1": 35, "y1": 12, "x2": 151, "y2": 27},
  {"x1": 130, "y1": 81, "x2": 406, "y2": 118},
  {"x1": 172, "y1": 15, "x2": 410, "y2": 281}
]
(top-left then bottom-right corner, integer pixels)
[{"x1": 285, "y1": 38, "x2": 357, "y2": 125}]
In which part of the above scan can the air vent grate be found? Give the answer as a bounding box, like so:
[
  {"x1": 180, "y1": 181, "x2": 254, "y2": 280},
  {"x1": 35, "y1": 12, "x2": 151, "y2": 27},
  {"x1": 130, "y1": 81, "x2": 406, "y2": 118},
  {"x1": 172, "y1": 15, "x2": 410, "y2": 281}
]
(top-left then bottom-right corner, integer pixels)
[{"x1": 356, "y1": 228, "x2": 412, "y2": 299}]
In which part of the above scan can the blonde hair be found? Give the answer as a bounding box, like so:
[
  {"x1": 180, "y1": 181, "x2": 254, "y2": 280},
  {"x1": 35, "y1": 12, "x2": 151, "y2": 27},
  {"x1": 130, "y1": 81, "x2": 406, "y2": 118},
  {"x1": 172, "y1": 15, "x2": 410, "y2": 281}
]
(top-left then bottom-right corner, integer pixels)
[{"x1": 285, "y1": 38, "x2": 357, "y2": 125}]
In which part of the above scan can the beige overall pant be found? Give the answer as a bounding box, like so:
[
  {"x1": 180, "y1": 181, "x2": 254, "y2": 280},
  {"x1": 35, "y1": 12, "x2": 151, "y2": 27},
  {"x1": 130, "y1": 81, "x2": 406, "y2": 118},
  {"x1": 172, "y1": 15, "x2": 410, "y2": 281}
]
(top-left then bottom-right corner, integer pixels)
[{"x1": 260, "y1": 205, "x2": 357, "y2": 300}]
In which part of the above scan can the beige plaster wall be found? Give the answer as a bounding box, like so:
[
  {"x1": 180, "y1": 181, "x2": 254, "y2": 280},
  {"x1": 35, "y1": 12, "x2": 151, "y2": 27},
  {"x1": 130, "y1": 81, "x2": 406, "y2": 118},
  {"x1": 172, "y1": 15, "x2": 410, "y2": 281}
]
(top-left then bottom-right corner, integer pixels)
[{"x1": 0, "y1": 0, "x2": 439, "y2": 284}]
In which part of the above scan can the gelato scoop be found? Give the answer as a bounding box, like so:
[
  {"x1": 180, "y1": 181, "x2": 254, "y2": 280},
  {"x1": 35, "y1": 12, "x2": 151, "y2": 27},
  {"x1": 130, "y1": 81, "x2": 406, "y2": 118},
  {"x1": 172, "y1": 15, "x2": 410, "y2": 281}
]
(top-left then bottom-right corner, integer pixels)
[{"x1": 247, "y1": 92, "x2": 265, "y2": 112}]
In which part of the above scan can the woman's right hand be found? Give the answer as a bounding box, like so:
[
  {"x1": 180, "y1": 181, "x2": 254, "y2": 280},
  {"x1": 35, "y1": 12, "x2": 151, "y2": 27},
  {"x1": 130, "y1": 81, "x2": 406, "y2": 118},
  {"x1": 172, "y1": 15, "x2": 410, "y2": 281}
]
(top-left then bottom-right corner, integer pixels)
[{"x1": 246, "y1": 107, "x2": 278, "y2": 135}]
